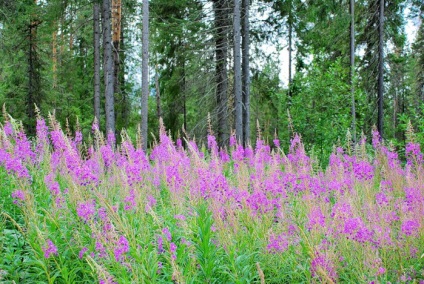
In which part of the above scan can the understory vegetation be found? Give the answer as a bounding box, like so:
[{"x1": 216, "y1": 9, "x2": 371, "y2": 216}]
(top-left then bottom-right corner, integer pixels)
[{"x1": 1, "y1": 114, "x2": 424, "y2": 283}]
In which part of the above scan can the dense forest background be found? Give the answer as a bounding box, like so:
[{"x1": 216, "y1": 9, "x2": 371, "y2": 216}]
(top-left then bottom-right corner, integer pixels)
[{"x1": 0, "y1": 0, "x2": 423, "y2": 159}]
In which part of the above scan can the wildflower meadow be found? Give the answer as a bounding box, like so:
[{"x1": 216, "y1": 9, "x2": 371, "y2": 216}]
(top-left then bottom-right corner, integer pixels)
[{"x1": 1, "y1": 114, "x2": 424, "y2": 283}]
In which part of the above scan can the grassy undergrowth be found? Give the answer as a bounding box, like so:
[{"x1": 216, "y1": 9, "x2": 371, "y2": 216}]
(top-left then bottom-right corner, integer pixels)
[{"x1": 1, "y1": 115, "x2": 424, "y2": 283}]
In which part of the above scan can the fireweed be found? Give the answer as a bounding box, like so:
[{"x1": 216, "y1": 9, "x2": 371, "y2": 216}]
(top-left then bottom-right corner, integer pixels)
[{"x1": 0, "y1": 115, "x2": 423, "y2": 283}]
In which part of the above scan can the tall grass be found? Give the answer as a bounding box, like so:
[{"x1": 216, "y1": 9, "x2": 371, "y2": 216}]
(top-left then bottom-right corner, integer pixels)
[{"x1": 0, "y1": 114, "x2": 423, "y2": 283}]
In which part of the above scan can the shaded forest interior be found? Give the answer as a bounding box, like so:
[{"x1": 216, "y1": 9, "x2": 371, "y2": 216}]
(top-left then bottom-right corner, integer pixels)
[{"x1": 0, "y1": 0, "x2": 423, "y2": 158}]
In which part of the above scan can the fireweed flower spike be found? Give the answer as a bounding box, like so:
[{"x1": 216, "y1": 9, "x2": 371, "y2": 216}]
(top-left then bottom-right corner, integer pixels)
[{"x1": 43, "y1": 239, "x2": 58, "y2": 258}]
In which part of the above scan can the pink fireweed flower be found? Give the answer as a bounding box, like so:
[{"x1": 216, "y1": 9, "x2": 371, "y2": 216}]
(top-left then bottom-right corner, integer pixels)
[
  {"x1": 273, "y1": 139, "x2": 280, "y2": 148},
  {"x1": 372, "y1": 129, "x2": 381, "y2": 149},
  {"x1": 162, "y1": 227, "x2": 172, "y2": 241},
  {"x1": 124, "y1": 190, "x2": 136, "y2": 210},
  {"x1": 170, "y1": 242, "x2": 177, "y2": 260},
  {"x1": 157, "y1": 236, "x2": 164, "y2": 254},
  {"x1": 308, "y1": 207, "x2": 326, "y2": 230},
  {"x1": 310, "y1": 253, "x2": 337, "y2": 282},
  {"x1": 266, "y1": 233, "x2": 289, "y2": 253},
  {"x1": 145, "y1": 195, "x2": 157, "y2": 212},
  {"x1": 377, "y1": 267, "x2": 386, "y2": 276},
  {"x1": 176, "y1": 138, "x2": 183, "y2": 149},
  {"x1": 229, "y1": 135, "x2": 236, "y2": 147},
  {"x1": 79, "y1": 247, "x2": 88, "y2": 259},
  {"x1": 44, "y1": 173, "x2": 61, "y2": 195},
  {"x1": 3, "y1": 121, "x2": 13, "y2": 136},
  {"x1": 95, "y1": 241, "x2": 107, "y2": 258},
  {"x1": 43, "y1": 239, "x2": 58, "y2": 258},
  {"x1": 207, "y1": 134, "x2": 218, "y2": 156},
  {"x1": 174, "y1": 214, "x2": 186, "y2": 221},
  {"x1": 401, "y1": 219, "x2": 420, "y2": 236},
  {"x1": 114, "y1": 236, "x2": 129, "y2": 262},
  {"x1": 98, "y1": 207, "x2": 108, "y2": 222},
  {"x1": 107, "y1": 131, "x2": 115, "y2": 147},
  {"x1": 74, "y1": 131, "x2": 83, "y2": 145},
  {"x1": 77, "y1": 200, "x2": 96, "y2": 222},
  {"x1": 11, "y1": 190, "x2": 25, "y2": 205},
  {"x1": 405, "y1": 142, "x2": 423, "y2": 165}
]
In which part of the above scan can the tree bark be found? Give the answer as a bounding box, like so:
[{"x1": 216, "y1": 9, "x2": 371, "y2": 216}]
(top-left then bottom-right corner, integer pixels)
[
  {"x1": 94, "y1": 1, "x2": 101, "y2": 125},
  {"x1": 234, "y1": 0, "x2": 243, "y2": 143},
  {"x1": 288, "y1": 0, "x2": 293, "y2": 99},
  {"x1": 28, "y1": 6, "x2": 41, "y2": 135},
  {"x1": 141, "y1": 0, "x2": 149, "y2": 151},
  {"x1": 112, "y1": 0, "x2": 121, "y2": 97},
  {"x1": 155, "y1": 65, "x2": 161, "y2": 120},
  {"x1": 241, "y1": 0, "x2": 250, "y2": 146},
  {"x1": 350, "y1": 0, "x2": 356, "y2": 141},
  {"x1": 377, "y1": 0, "x2": 384, "y2": 138},
  {"x1": 214, "y1": 0, "x2": 229, "y2": 147},
  {"x1": 103, "y1": 0, "x2": 115, "y2": 134}
]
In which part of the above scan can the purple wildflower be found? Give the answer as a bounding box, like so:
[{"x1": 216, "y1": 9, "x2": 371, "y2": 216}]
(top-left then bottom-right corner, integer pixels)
[
  {"x1": 310, "y1": 253, "x2": 337, "y2": 282},
  {"x1": 308, "y1": 207, "x2": 326, "y2": 230},
  {"x1": 162, "y1": 227, "x2": 172, "y2": 241},
  {"x1": 43, "y1": 239, "x2": 58, "y2": 258},
  {"x1": 401, "y1": 219, "x2": 420, "y2": 236},
  {"x1": 11, "y1": 190, "x2": 25, "y2": 205},
  {"x1": 124, "y1": 190, "x2": 136, "y2": 210},
  {"x1": 174, "y1": 214, "x2": 186, "y2": 221},
  {"x1": 267, "y1": 233, "x2": 289, "y2": 253},
  {"x1": 76, "y1": 200, "x2": 96, "y2": 222},
  {"x1": 170, "y1": 242, "x2": 177, "y2": 260},
  {"x1": 79, "y1": 247, "x2": 88, "y2": 259},
  {"x1": 114, "y1": 235, "x2": 129, "y2": 262}
]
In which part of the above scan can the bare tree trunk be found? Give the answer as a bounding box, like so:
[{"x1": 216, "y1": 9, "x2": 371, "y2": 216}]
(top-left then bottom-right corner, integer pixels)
[
  {"x1": 350, "y1": 0, "x2": 356, "y2": 141},
  {"x1": 103, "y1": 0, "x2": 115, "y2": 134},
  {"x1": 377, "y1": 0, "x2": 384, "y2": 138},
  {"x1": 288, "y1": 0, "x2": 292, "y2": 99},
  {"x1": 214, "y1": 0, "x2": 229, "y2": 147},
  {"x1": 155, "y1": 65, "x2": 161, "y2": 120},
  {"x1": 112, "y1": 0, "x2": 121, "y2": 96},
  {"x1": 141, "y1": 0, "x2": 149, "y2": 151},
  {"x1": 241, "y1": 0, "x2": 250, "y2": 146},
  {"x1": 234, "y1": 0, "x2": 243, "y2": 143},
  {"x1": 52, "y1": 28, "x2": 57, "y2": 89},
  {"x1": 120, "y1": 24, "x2": 129, "y2": 128},
  {"x1": 28, "y1": 6, "x2": 41, "y2": 135},
  {"x1": 94, "y1": 1, "x2": 101, "y2": 125}
]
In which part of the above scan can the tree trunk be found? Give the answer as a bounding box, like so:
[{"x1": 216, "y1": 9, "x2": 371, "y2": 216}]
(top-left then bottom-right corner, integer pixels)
[
  {"x1": 377, "y1": 0, "x2": 384, "y2": 138},
  {"x1": 350, "y1": 0, "x2": 356, "y2": 141},
  {"x1": 112, "y1": 0, "x2": 121, "y2": 97},
  {"x1": 120, "y1": 21, "x2": 129, "y2": 128},
  {"x1": 52, "y1": 28, "x2": 57, "y2": 89},
  {"x1": 28, "y1": 7, "x2": 41, "y2": 135},
  {"x1": 155, "y1": 65, "x2": 161, "y2": 120},
  {"x1": 241, "y1": 0, "x2": 250, "y2": 146},
  {"x1": 94, "y1": 1, "x2": 101, "y2": 125},
  {"x1": 234, "y1": 0, "x2": 243, "y2": 143},
  {"x1": 288, "y1": 0, "x2": 292, "y2": 99},
  {"x1": 214, "y1": 0, "x2": 229, "y2": 147},
  {"x1": 103, "y1": 0, "x2": 115, "y2": 134},
  {"x1": 141, "y1": 0, "x2": 149, "y2": 151}
]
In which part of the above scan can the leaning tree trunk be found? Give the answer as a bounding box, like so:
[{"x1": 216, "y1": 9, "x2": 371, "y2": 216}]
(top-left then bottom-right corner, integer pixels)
[
  {"x1": 377, "y1": 0, "x2": 384, "y2": 138},
  {"x1": 234, "y1": 0, "x2": 243, "y2": 143},
  {"x1": 241, "y1": 0, "x2": 250, "y2": 146},
  {"x1": 94, "y1": 0, "x2": 101, "y2": 125},
  {"x1": 214, "y1": 0, "x2": 229, "y2": 147},
  {"x1": 141, "y1": 0, "x2": 149, "y2": 151},
  {"x1": 103, "y1": 0, "x2": 115, "y2": 134}
]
